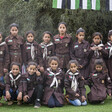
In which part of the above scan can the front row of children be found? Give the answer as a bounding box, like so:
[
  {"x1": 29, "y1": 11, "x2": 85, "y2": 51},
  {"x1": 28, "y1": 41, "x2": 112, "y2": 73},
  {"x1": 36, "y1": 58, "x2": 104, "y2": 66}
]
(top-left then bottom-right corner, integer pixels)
[{"x1": 0, "y1": 56, "x2": 111, "y2": 108}]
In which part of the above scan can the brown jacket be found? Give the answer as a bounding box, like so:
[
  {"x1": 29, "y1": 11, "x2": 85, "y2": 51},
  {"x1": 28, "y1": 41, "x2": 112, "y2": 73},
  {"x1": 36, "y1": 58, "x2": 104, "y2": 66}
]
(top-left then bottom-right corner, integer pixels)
[
  {"x1": 40, "y1": 42, "x2": 55, "y2": 69},
  {"x1": 5, "y1": 35, "x2": 24, "y2": 66},
  {"x1": 70, "y1": 40, "x2": 90, "y2": 79},
  {"x1": 64, "y1": 70, "x2": 86, "y2": 101},
  {"x1": 42, "y1": 68, "x2": 65, "y2": 105},
  {"x1": 23, "y1": 41, "x2": 43, "y2": 67},
  {"x1": 53, "y1": 34, "x2": 72, "y2": 69},
  {"x1": 86, "y1": 71, "x2": 112, "y2": 103},
  {"x1": 22, "y1": 73, "x2": 43, "y2": 98},
  {"x1": 0, "y1": 42, "x2": 10, "y2": 76},
  {"x1": 5, "y1": 72, "x2": 23, "y2": 92},
  {"x1": 105, "y1": 41, "x2": 112, "y2": 80},
  {"x1": 89, "y1": 43, "x2": 108, "y2": 73}
]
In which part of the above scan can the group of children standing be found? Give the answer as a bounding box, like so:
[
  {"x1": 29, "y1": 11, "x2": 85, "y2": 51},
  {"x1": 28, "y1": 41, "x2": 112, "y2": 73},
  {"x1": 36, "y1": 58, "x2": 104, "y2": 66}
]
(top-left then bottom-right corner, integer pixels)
[{"x1": 0, "y1": 22, "x2": 112, "y2": 109}]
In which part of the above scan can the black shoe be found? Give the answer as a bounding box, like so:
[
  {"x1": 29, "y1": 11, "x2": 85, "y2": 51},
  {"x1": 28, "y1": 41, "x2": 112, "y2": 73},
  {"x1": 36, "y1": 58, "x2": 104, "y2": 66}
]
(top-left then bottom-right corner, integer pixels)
[{"x1": 34, "y1": 101, "x2": 41, "y2": 108}]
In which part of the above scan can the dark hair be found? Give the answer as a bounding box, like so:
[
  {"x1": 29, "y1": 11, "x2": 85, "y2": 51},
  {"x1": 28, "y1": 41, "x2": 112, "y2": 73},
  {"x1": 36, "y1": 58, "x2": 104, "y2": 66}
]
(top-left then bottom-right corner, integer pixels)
[
  {"x1": 67, "y1": 60, "x2": 79, "y2": 69},
  {"x1": 26, "y1": 30, "x2": 35, "y2": 37},
  {"x1": 94, "y1": 59, "x2": 104, "y2": 67},
  {"x1": 58, "y1": 22, "x2": 67, "y2": 28},
  {"x1": 43, "y1": 31, "x2": 52, "y2": 38},
  {"x1": 10, "y1": 23, "x2": 19, "y2": 29},
  {"x1": 48, "y1": 56, "x2": 59, "y2": 65},
  {"x1": 27, "y1": 61, "x2": 37, "y2": 68},
  {"x1": 11, "y1": 62, "x2": 21, "y2": 69},
  {"x1": 76, "y1": 28, "x2": 85, "y2": 35},
  {"x1": 92, "y1": 32, "x2": 103, "y2": 39},
  {"x1": 108, "y1": 30, "x2": 112, "y2": 38}
]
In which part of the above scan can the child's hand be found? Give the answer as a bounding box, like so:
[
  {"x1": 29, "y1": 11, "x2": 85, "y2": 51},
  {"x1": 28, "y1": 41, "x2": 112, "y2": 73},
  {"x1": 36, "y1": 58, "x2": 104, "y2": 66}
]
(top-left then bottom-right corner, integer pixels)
[
  {"x1": 78, "y1": 65, "x2": 83, "y2": 69},
  {"x1": 91, "y1": 47, "x2": 96, "y2": 51},
  {"x1": 6, "y1": 91, "x2": 11, "y2": 100},
  {"x1": 17, "y1": 92, "x2": 22, "y2": 101},
  {"x1": 23, "y1": 95, "x2": 29, "y2": 102},
  {"x1": 4, "y1": 68, "x2": 8, "y2": 73},
  {"x1": 36, "y1": 70, "x2": 41, "y2": 76},
  {"x1": 40, "y1": 67, "x2": 44, "y2": 72},
  {"x1": 75, "y1": 93, "x2": 80, "y2": 97},
  {"x1": 98, "y1": 47, "x2": 102, "y2": 50},
  {"x1": 82, "y1": 96, "x2": 86, "y2": 102}
]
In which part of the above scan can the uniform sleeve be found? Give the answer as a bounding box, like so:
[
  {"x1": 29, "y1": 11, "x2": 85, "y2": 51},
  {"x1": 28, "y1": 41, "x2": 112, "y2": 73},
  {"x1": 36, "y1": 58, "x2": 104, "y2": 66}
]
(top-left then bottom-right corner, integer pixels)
[
  {"x1": 70, "y1": 43, "x2": 76, "y2": 60},
  {"x1": 18, "y1": 77, "x2": 23, "y2": 93},
  {"x1": 81, "y1": 42, "x2": 90, "y2": 67},
  {"x1": 78, "y1": 76, "x2": 86, "y2": 97},
  {"x1": 5, "y1": 74, "x2": 11, "y2": 92},
  {"x1": 4, "y1": 44, "x2": 10, "y2": 69},
  {"x1": 22, "y1": 44, "x2": 27, "y2": 66},
  {"x1": 37, "y1": 45, "x2": 43, "y2": 67},
  {"x1": 21, "y1": 37, "x2": 24, "y2": 65},
  {"x1": 21, "y1": 75, "x2": 28, "y2": 96},
  {"x1": 100, "y1": 46, "x2": 108, "y2": 58},
  {"x1": 105, "y1": 74, "x2": 112, "y2": 95}
]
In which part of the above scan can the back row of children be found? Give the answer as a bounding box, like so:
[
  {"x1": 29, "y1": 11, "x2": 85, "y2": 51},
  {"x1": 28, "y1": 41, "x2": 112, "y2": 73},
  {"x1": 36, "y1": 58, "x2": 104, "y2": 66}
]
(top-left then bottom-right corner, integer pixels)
[{"x1": 0, "y1": 22, "x2": 112, "y2": 108}]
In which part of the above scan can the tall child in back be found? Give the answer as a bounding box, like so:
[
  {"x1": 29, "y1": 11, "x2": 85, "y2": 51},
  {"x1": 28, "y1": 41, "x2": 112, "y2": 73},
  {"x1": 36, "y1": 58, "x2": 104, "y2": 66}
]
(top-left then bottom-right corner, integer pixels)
[
  {"x1": 53, "y1": 22, "x2": 72, "y2": 72},
  {"x1": 89, "y1": 32, "x2": 108, "y2": 73},
  {"x1": 64, "y1": 60, "x2": 87, "y2": 106},
  {"x1": 40, "y1": 31, "x2": 55, "y2": 69},
  {"x1": 70, "y1": 28, "x2": 90, "y2": 79},
  {"x1": 5, "y1": 62, "x2": 23, "y2": 105},
  {"x1": 86, "y1": 60, "x2": 112, "y2": 104},
  {"x1": 5, "y1": 23, "x2": 24, "y2": 67},
  {"x1": 23, "y1": 31, "x2": 44, "y2": 72},
  {"x1": 105, "y1": 30, "x2": 112, "y2": 81},
  {"x1": 43, "y1": 56, "x2": 64, "y2": 108},
  {"x1": 0, "y1": 33, "x2": 10, "y2": 106}
]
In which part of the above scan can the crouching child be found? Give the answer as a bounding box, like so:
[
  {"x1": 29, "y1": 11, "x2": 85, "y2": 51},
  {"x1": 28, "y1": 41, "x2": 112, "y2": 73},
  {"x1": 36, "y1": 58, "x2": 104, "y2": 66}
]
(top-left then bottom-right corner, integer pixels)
[
  {"x1": 64, "y1": 60, "x2": 87, "y2": 106},
  {"x1": 86, "y1": 60, "x2": 112, "y2": 104},
  {"x1": 23, "y1": 62, "x2": 43, "y2": 108},
  {"x1": 5, "y1": 62, "x2": 23, "y2": 105}
]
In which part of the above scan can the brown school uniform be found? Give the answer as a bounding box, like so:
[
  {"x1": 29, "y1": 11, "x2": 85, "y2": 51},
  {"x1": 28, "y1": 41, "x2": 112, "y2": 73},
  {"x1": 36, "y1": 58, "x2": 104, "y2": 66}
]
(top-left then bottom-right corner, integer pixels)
[
  {"x1": 64, "y1": 70, "x2": 86, "y2": 101},
  {"x1": 5, "y1": 35, "x2": 24, "y2": 66},
  {"x1": 22, "y1": 73, "x2": 43, "y2": 98},
  {"x1": 0, "y1": 42, "x2": 10, "y2": 76},
  {"x1": 40, "y1": 42, "x2": 55, "y2": 69},
  {"x1": 86, "y1": 71, "x2": 112, "y2": 103},
  {"x1": 70, "y1": 40, "x2": 90, "y2": 79},
  {"x1": 53, "y1": 34, "x2": 72, "y2": 69},
  {"x1": 105, "y1": 41, "x2": 112, "y2": 80},
  {"x1": 89, "y1": 43, "x2": 108, "y2": 73},
  {"x1": 42, "y1": 68, "x2": 64, "y2": 105},
  {"x1": 23, "y1": 41, "x2": 43, "y2": 67},
  {"x1": 5, "y1": 72, "x2": 23, "y2": 92}
]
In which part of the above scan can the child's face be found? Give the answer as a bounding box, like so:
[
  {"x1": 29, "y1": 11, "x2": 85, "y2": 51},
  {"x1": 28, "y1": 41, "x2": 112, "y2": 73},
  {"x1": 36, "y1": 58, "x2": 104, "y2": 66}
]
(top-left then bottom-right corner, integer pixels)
[
  {"x1": 0, "y1": 34, "x2": 3, "y2": 42},
  {"x1": 10, "y1": 27, "x2": 18, "y2": 36},
  {"x1": 11, "y1": 65, "x2": 20, "y2": 76},
  {"x1": 95, "y1": 64, "x2": 103, "y2": 72},
  {"x1": 58, "y1": 24, "x2": 66, "y2": 35},
  {"x1": 77, "y1": 32, "x2": 85, "y2": 42},
  {"x1": 43, "y1": 34, "x2": 51, "y2": 44},
  {"x1": 70, "y1": 63, "x2": 78, "y2": 73},
  {"x1": 109, "y1": 35, "x2": 112, "y2": 42},
  {"x1": 27, "y1": 33, "x2": 34, "y2": 43},
  {"x1": 93, "y1": 36, "x2": 101, "y2": 45},
  {"x1": 27, "y1": 65, "x2": 37, "y2": 75},
  {"x1": 49, "y1": 60, "x2": 58, "y2": 71}
]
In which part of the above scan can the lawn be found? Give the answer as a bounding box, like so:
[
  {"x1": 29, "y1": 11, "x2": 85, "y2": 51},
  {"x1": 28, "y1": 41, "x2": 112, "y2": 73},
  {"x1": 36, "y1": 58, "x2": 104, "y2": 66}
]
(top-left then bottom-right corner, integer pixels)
[{"x1": 0, "y1": 86, "x2": 112, "y2": 112}]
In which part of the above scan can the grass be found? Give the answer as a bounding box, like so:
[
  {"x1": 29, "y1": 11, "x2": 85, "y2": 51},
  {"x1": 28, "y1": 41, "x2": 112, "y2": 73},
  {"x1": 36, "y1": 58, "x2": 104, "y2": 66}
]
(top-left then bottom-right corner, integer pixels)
[{"x1": 0, "y1": 86, "x2": 112, "y2": 112}]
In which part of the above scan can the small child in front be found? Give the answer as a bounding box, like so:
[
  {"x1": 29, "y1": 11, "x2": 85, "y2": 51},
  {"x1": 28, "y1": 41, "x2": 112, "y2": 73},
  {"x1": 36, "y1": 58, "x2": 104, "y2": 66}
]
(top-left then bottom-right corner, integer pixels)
[{"x1": 65, "y1": 60, "x2": 87, "y2": 106}]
